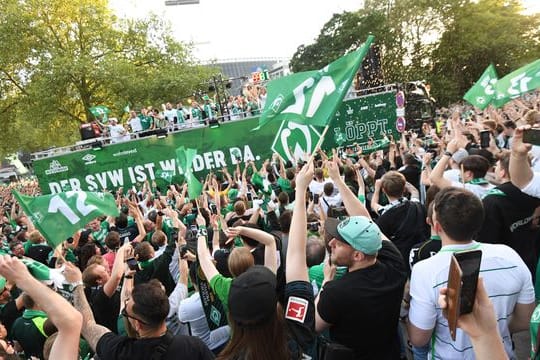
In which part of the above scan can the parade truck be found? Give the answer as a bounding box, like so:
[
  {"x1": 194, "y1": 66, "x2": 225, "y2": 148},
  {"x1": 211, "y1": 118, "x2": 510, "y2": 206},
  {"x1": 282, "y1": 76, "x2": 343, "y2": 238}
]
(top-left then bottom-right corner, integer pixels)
[{"x1": 32, "y1": 83, "x2": 435, "y2": 194}]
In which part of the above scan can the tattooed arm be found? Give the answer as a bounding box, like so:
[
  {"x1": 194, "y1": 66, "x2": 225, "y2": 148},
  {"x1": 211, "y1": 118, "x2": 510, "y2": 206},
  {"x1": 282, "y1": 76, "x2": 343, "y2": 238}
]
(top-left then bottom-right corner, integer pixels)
[{"x1": 65, "y1": 263, "x2": 111, "y2": 351}]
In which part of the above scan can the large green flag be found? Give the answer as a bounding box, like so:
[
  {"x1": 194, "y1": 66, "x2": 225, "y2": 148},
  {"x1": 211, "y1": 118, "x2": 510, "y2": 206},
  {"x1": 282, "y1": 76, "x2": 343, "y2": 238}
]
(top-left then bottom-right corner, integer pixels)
[
  {"x1": 493, "y1": 59, "x2": 540, "y2": 108},
  {"x1": 176, "y1": 146, "x2": 202, "y2": 200},
  {"x1": 254, "y1": 35, "x2": 374, "y2": 130},
  {"x1": 89, "y1": 105, "x2": 111, "y2": 122},
  {"x1": 463, "y1": 64, "x2": 498, "y2": 110},
  {"x1": 12, "y1": 190, "x2": 119, "y2": 248}
]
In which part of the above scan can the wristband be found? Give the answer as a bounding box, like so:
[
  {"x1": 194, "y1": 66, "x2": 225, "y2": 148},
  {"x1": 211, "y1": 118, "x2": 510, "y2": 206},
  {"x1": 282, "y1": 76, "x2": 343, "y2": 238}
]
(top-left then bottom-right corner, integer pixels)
[
  {"x1": 197, "y1": 227, "x2": 208, "y2": 238},
  {"x1": 443, "y1": 151, "x2": 453, "y2": 157},
  {"x1": 124, "y1": 275, "x2": 133, "y2": 279},
  {"x1": 70, "y1": 281, "x2": 84, "y2": 291}
]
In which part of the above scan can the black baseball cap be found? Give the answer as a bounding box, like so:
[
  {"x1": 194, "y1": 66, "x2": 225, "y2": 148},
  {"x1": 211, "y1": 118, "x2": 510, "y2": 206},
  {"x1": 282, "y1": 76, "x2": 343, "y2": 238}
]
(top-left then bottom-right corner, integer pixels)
[{"x1": 228, "y1": 265, "x2": 277, "y2": 326}]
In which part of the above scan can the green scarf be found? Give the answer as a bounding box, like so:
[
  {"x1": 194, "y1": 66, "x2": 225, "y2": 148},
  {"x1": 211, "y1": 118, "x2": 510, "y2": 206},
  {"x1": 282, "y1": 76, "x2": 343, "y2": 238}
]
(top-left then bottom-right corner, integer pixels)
[
  {"x1": 466, "y1": 178, "x2": 489, "y2": 185},
  {"x1": 23, "y1": 309, "x2": 47, "y2": 319}
]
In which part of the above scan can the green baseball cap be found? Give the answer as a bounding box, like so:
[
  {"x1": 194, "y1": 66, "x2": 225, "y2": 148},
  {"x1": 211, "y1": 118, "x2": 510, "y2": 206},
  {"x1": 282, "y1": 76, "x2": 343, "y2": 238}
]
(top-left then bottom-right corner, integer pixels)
[
  {"x1": 325, "y1": 216, "x2": 382, "y2": 255},
  {"x1": 228, "y1": 188, "x2": 238, "y2": 201}
]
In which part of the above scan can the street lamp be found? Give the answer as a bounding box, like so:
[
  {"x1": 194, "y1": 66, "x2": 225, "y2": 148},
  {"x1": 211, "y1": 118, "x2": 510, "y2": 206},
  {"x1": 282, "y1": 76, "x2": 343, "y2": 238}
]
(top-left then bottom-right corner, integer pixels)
[{"x1": 165, "y1": 0, "x2": 199, "y2": 5}]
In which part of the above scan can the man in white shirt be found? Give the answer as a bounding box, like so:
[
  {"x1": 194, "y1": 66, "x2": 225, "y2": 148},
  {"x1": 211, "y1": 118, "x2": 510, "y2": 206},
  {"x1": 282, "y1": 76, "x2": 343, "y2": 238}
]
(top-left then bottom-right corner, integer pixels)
[
  {"x1": 408, "y1": 187, "x2": 534, "y2": 359},
  {"x1": 107, "y1": 118, "x2": 129, "y2": 143},
  {"x1": 127, "y1": 111, "x2": 143, "y2": 133}
]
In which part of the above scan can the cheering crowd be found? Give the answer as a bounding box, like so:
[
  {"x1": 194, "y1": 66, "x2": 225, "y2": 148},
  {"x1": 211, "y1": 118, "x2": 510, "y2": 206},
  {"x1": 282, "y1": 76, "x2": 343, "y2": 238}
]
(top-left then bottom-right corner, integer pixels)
[{"x1": 0, "y1": 92, "x2": 540, "y2": 359}]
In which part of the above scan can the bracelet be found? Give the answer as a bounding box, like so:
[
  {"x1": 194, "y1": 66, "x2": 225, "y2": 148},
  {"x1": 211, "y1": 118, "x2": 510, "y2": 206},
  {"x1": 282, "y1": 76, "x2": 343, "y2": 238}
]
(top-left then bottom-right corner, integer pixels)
[
  {"x1": 124, "y1": 275, "x2": 133, "y2": 279},
  {"x1": 70, "y1": 281, "x2": 84, "y2": 291},
  {"x1": 197, "y1": 228, "x2": 208, "y2": 238},
  {"x1": 443, "y1": 151, "x2": 453, "y2": 157}
]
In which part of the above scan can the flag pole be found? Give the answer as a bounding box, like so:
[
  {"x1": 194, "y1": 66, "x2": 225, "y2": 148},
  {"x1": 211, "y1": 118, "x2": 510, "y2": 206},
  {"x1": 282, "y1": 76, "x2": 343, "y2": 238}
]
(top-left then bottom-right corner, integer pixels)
[{"x1": 307, "y1": 125, "x2": 330, "y2": 164}]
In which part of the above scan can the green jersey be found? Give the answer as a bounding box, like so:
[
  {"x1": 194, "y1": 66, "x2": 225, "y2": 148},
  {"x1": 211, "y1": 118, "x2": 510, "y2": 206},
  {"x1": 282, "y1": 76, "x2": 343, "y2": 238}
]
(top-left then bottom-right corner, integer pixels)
[{"x1": 140, "y1": 115, "x2": 153, "y2": 130}]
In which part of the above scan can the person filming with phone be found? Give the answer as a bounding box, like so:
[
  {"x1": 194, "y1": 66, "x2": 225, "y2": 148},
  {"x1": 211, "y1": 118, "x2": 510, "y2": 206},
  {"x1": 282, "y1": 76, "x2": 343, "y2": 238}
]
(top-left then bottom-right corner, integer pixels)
[{"x1": 407, "y1": 187, "x2": 535, "y2": 359}]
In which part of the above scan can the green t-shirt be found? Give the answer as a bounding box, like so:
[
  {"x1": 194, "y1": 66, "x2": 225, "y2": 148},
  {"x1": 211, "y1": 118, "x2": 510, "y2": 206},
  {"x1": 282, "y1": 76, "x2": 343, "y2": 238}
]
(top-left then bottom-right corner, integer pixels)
[
  {"x1": 277, "y1": 177, "x2": 292, "y2": 193},
  {"x1": 531, "y1": 304, "x2": 540, "y2": 359},
  {"x1": 308, "y1": 263, "x2": 347, "y2": 293},
  {"x1": 192, "y1": 107, "x2": 202, "y2": 121},
  {"x1": 209, "y1": 274, "x2": 233, "y2": 313},
  {"x1": 140, "y1": 115, "x2": 153, "y2": 130},
  {"x1": 92, "y1": 220, "x2": 110, "y2": 248}
]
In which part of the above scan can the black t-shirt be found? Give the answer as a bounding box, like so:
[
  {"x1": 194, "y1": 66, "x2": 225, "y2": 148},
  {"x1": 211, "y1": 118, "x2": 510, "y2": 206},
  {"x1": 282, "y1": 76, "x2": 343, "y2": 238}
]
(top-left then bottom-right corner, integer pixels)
[
  {"x1": 317, "y1": 240, "x2": 406, "y2": 360},
  {"x1": 477, "y1": 182, "x2": 540, "y2": 278},
  {"x1": 0, "y1": 297, "x2": 23, "y2": 336},
  {"x1": 96, "y1": 332, "x2": 215, "y2": 360},
  {"x1": 375, "y1": 199, "x2": 429, "y2": 266},
  {"x1": 26, "y1": 244, "x2": 53, "y2": 265},
  {"x1": 110, "y1": 224, "x2": 139, "y2": 242},
  {"x1": 85, "y1": 287, "x2": 120, "y2": 334},
  {"x1": 409, "y1": 237, "x2": 442, "y2": 271},
  {"x1": 399, "y1": 165, "x2": 421, "y2": 190}
]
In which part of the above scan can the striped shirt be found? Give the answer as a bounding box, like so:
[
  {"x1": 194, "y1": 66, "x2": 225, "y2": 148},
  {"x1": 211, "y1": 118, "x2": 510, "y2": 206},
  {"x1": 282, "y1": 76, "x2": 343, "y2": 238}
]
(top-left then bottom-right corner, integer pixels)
[{"x1": 409, "y1": 241, "x2": 534, "y2": 359}]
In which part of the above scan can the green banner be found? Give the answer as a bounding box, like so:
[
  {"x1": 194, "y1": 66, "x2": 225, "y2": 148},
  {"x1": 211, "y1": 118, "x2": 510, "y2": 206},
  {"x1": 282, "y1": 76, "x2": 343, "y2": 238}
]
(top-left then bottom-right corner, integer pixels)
[
  {"x1": 322, "y1": 91, "x2": 399, "y2": 149},
  {"x1": 33, "y1": 92, "x2": 398, "y2": 194}
]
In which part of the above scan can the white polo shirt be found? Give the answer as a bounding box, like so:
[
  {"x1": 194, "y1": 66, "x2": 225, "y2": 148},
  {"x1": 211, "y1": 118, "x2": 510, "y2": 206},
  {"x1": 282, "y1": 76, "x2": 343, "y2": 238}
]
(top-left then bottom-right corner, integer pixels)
[
  {"x1": 409, "y1": 241, "x2": 534, "y2": 360},
  {"x1": 523, "y1": 172, "x2": 540, "y2": 199}
]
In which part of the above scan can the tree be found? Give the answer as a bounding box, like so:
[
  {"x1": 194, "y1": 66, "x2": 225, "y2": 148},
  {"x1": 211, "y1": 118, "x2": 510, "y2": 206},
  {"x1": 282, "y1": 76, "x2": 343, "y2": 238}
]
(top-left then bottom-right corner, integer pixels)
[
  {"x1": 430, "y1": 0, "x2": 540, "y2": 105},
  {"x1": 289, "y1": 10, "x2": 390, "y2": 73},
  {"x1": 0, "y1": 0, "x2": 216, "y2": 155}
]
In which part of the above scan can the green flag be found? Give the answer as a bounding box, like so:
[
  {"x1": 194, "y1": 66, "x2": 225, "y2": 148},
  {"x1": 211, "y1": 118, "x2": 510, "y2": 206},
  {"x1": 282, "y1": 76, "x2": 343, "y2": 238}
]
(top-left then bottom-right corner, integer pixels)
[
  {"x1": 123, "y1": 104, "x2": 130, "y2": 113},
  {"x1": 89, "y1": 105, "x2": 111, "y2": 123},
  {"x1": 492, "y1": 59, "x2": 540, "y2": 108},
  {"x1": 176, "y1": 147, "x2": 202, "y2": 200},
  {"x1": 254, "y1": 35, "x2": 374, "y2": 130},
  {"x1": 156, "y1": 169, "x2": 174, "y2": 184},
  {"x1": 463, "y1": 64, "x2": 498, "y2": 110},
  {"x1": 12, "y1": 190, "x2": 119, "y2": 248}
]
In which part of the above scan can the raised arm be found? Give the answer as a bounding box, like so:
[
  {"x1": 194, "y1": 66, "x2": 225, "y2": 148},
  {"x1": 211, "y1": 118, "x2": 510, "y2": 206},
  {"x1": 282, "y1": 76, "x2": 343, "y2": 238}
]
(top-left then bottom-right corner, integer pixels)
[
  {"x1": 103, "y1": 242, "x2": 129, "y2": 297},
  {"x1": 227, "y1": 226, "x2": 277, "y2": 274},
  {"x1": 0, "y1": 256, "x2": 82, "y2": 360},
  {"x1": 510, "y1": 125, "x2": 534, "y2": 189},
  {"x1": 286, "y1": 160, "x2": 313, "y2": 283},
  {"x1": 326, "y1": 153, "x2": 370, "y2": 218},
  {"x1": 195, "y1": 214, "x2": 219, "y2": 281}
]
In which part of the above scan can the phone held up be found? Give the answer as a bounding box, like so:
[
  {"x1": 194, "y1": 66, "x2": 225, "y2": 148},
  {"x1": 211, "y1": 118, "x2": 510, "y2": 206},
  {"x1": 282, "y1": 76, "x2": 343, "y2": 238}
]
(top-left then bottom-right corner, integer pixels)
[
  {"x1": 446, "y1": 249, "x2": 482, "y2": 341},
  {"x1": 523, "y1": 128, "x2": 540, "y2": 146}
]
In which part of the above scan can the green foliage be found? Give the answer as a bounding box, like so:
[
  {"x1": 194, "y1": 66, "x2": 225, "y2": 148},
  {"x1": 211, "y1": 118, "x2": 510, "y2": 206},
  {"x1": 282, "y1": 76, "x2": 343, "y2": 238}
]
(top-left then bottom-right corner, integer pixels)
[
  {"x1": 290, "y1": 0, "x2": 540, "y2": 106},
  {"x1": 0, "y1": 0, "x2": 216, "y2": 156}
]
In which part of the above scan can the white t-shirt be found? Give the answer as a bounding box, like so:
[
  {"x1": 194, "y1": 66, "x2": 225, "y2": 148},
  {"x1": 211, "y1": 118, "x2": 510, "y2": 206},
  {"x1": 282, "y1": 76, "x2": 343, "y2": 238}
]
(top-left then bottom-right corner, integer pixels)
[
  {"x1": 522, "y1": 172, "x2": 540, "y2": 199},
  {"x1": 108, "y1": 124, "x2": 129, "y2": 143},
  {"x1": 451, "y1": 181, "x2": 494, "y2": 199},
  {"x1": 309, "y1": 179, "x2": 331, "y2": 196},
  {"x1": 178, "y1": 292, "x2": 230, "y2": 350},
  {"x1": 409, "y1": 241, "x2": 534, "y2": 360},
  {"x1": 128, "y1": 116, "x2": 143, "y2": 132},
  {"x1": 320, "y1": 193, "x2": 342, "y2": 215}
]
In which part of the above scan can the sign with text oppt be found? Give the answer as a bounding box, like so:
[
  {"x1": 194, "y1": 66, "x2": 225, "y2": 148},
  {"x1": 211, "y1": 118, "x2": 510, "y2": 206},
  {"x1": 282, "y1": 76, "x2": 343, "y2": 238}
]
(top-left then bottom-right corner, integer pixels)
[
  {"x1": 322, "y1": 91, "x2": 398, "y2": 150},
  {"x1": 33, "y1": 93, "x2": 399, "y2": 194}
]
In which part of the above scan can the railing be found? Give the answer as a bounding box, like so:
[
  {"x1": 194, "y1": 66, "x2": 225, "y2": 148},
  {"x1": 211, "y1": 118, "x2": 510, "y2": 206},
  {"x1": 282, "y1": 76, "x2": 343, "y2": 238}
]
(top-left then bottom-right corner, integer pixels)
[{"x1": 30, "y1": 84, "x2": 399, "y2": 161}]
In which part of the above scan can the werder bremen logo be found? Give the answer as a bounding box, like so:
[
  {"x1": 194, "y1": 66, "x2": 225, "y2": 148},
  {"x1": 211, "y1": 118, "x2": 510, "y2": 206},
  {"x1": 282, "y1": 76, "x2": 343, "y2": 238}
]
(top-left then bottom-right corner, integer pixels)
[
  {"x1": 269, "y1": 95, "x2": 285, "y2": 117},
  {"x1": 271, "y1": 122, "x2": 321, "y2": 162}
]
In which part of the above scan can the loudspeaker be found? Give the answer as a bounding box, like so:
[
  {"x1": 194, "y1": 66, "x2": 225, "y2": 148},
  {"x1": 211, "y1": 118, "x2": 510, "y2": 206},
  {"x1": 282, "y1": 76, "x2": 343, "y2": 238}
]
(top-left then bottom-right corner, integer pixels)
[{"x1": 80, "y1": 123, "x2": 96, "y2": 140}]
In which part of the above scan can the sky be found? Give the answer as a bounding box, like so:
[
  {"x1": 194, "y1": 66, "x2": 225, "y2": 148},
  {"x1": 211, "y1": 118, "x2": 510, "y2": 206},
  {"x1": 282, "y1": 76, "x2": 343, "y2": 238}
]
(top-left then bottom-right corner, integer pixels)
[
  {"x1": 109, "y1": 0, "x2": 540, "y2": 62},
  {"x1": 109, "y1": 0, "x2": 362, "y2": 61}
]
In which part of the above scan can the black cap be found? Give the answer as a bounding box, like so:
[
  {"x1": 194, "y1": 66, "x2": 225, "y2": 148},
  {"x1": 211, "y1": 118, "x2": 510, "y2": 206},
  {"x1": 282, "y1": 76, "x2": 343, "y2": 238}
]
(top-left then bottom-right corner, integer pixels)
[{"x1": 228, "y1": 266, "x2": 277, "y2": 326}]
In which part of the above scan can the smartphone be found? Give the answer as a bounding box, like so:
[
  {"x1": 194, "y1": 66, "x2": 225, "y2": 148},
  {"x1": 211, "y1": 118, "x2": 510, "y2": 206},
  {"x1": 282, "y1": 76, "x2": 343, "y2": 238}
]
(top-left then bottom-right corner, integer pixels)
[
  {"x1": 446, "y1": 256, "x2": 462, "y2": 341},
  {"x1": 479, "y1": 130, "x2": 490, "y2": 148},
  {"x1": 446, "y1": 250, "x2": 482, "y2": 340},
  {"x1": 126, "y1": 258, "x2": 139, "y2": 271},
  {"x1": 209, "y1": 203, "x2": 217, "y2": 215},
  {"x1": 246, "y1": 192, "x2": 253, "y2": 201},
  {"x1": 313, "y1": 194, "x2": 320, "y2": 205},
  {"x1": 455, "y1": 250, "x2": 482, "y2": 314},
  {"x1": 523, "y1": 129, "x2": 540, "y2": 146}
]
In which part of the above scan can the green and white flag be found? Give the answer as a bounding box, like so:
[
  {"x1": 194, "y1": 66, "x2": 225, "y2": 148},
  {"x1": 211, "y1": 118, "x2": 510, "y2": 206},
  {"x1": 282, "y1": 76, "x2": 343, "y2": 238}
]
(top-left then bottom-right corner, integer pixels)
[
  {"x1": 463, "y1": 64, "x2": 498, "y2": 110},
  {"x1": 254, "y1": 35, "x2": 374, "y2": 130},
  {"x1": 156, "y1": 169, "x2": 174, "y2": 184},
  {"x1": 492, "y1": 59, "x2": 540, "y2": 108},
  {"x1": 12, "y1": 190, "x2": 119, "y2": 249},
  {"x1": 123, "y1": 104, "x2": 130, "y2": 113},
  {"x1": 89, "y1": 105, "x2": 111, "y2": 122},
  {"x1": 176, "y1": 147, "x2": 202, "y2": 200}
]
